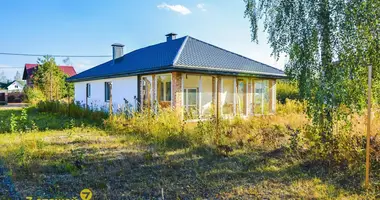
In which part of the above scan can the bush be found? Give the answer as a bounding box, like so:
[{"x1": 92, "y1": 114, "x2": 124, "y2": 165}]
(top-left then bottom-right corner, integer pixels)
[
  {"x1": 8, "y1": 108, "x2": 37, "y2": 133},
  {"x1": 24, "y1": 87, "x2": 46, "y2": 104},
  {"x1": 277, "y1": 80, "x2": 300, "y2": 104},
  {"x1": 277, "y1": 99, "x2": 306, "y2": 115}
]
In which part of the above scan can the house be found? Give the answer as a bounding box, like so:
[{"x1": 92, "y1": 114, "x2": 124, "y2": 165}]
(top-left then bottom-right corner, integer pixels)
[
  {"x1": 22, "y1": 63, "x2": 77, "y2": 87},
  {"x1": 0, "y1": 80, "x2": 26, "y2": 93},
  {"x1": 0, "y1": 80, "x2": 26, "y2": 103},
  {"x1": 67, "y1": 33, "x2": 286, "y2": 119}
]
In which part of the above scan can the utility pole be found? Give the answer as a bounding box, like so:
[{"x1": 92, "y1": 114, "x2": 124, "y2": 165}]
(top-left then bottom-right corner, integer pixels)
[{"x1": 365, "y1": 65, "x2": 372, "y2": 189}]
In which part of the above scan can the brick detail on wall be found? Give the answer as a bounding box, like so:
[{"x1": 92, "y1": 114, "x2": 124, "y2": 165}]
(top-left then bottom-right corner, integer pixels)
[
  {"x1": 139, "y1": 76, "x2": 144, "y2": 110},
  {"x1": 152, "y1": 75, "x2": 156, "y2": 111},
  {"x1": 171, "y1": 72, "x2": 182, "y2": 109}
]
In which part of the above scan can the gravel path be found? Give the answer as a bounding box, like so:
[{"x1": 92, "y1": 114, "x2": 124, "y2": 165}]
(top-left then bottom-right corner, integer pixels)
[{"x1": 0, "y1": 160, "x2": 20, "y2": 200}]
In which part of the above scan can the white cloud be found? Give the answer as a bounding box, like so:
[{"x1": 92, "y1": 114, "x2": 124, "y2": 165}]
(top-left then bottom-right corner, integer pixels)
[
  {"x1": 197, "y1": 3, "x2": 206, "y2": 11},
  {"x1": 157, "y1": 3, "x2": 191, "y2": 15}
]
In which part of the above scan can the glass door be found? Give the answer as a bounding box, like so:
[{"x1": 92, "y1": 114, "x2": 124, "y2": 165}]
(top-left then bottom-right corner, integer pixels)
[
  {"x1": 237, "y1": 79, "x2": 247, "y2": 115},
  {"x1": 184, "y1": 88, "x2": 198, "y2": 119}
]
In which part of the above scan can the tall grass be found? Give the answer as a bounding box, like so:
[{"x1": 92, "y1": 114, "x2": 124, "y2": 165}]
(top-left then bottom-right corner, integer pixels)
[
  {"x1": 36, "y1": 100, "x2": 107, "y2": 123},
  {"x1": 34, "y1": 100, "x2": 380, "y2": 176}
]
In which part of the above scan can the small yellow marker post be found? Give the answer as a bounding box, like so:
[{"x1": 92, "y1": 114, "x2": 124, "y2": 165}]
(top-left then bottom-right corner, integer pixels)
[
  {"x1": 365, "y1": 65, "x2": 372, "y2": 189},
  {"x1": 80, "y1": 188, "x2": 93, "y2": 200}
]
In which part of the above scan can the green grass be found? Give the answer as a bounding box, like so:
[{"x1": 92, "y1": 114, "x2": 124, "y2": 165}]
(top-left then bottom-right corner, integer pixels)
[{"x1": 0, "y1": 108, "x2": 379, "y2": 199}]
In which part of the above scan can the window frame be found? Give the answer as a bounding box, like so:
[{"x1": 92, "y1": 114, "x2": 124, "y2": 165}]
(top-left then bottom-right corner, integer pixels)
[
  {"x1": 104, "y1": 82, "x2": 111, "y2": 102},
  {"x1": 86, "y1": 83, "x2": 91, "y2": 98}
]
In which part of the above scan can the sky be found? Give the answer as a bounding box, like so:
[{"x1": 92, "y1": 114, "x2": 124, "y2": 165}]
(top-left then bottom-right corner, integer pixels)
[{"x1": 0, "y1": 0, "x2": 287, "y2": 80}]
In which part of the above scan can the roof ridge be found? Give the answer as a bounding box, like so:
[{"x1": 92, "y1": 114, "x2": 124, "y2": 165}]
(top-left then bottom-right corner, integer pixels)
[
  {"x1": 123, "y1": 36, "x2": 188, "y2": 60},
  {"x1": 173, "y1": 36, "x2": 189, "y2": 65},
  {"x1": 185, "y1": 36, "x2": 284, "y2": 73}
]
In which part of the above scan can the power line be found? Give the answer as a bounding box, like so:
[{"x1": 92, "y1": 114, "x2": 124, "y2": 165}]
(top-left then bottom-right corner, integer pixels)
[
  {"x1": 0, "y1": 67, "x2": 23, "y2": 68},
  {"x1": 0, "y1": 52, "x2": 112, "y2": 57}
]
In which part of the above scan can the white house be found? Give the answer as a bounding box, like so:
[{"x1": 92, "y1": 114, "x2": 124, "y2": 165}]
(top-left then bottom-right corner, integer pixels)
[
  {"x1": 0, "y1": 80, "x2": 25, "y2": 93},
  {"x1": 67, "y1": 33, "x2": 286, "y2": 119}
]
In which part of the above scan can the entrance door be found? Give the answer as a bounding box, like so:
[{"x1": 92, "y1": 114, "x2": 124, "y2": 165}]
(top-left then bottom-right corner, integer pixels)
[
  {"x1": 184, "y1": 88, "x2": 198, "y2": 119},
  {"x1": 237, "y1": 79, "x2": 247, "y2": 115}
]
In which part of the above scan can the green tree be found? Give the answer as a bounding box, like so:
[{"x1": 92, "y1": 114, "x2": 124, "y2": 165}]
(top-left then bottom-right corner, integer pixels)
[
  {"x1": 32, "y1": 56, "x2": 73, "y2": 100},
  {"x1": 244, "y1": 0, "x2": 379, "y2": 137}
]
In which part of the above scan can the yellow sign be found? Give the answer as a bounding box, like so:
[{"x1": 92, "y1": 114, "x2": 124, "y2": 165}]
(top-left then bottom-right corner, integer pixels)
[{"x1": 80, "y1": 189, "x2": 93, "y2": 200}]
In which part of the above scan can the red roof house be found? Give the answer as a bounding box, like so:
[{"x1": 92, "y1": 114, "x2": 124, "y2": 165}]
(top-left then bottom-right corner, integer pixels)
[{"x1": 22, "y1": 64, "x2": 77, "y2": 86}]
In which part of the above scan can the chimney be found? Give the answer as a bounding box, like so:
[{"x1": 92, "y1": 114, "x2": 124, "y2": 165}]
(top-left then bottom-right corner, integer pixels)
[
  {"x1": 165, "y1": 33, "x2": 177, "y2": 42},
  {"x1": 111, "y1": 43, "x2": 124, "y2": 61}
]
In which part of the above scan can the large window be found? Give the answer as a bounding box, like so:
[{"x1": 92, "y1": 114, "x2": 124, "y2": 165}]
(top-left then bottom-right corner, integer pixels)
[
  {"x1": 156, "y1": 75, "x2": 171, "y2": 107},
  {"x1": 221, "y1": 78, "x2": 234, "y2": 116},
  {"x1": 104, "y1": 82, "x2": 111, "y2": 102},
  {"x1": 253, "y1": 80, "x2": 269, "y2": 114}
]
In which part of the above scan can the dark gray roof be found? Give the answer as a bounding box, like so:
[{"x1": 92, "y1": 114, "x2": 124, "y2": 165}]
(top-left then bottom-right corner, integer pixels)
[{"x1": 68, "y1": 36, "x2": 285, "y2": 82}]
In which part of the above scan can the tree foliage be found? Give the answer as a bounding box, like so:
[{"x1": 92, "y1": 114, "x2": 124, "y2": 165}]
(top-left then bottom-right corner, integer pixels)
[
  {"x1": 14, "y1": 71, "x2": 21, "y2": 81},
  {"x1": 32, "y1": 56, "x2": 73, "y2": 101},
  {"x1": 0, "y1": 71, "x2": 7, "y2": 83},
  {"x1": 244, "y1": 0, "x2": 380, "y2": 135}
]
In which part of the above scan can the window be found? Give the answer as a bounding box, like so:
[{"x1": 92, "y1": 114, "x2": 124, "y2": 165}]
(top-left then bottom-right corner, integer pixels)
[
  {"x1": 104, "y1": 82, "x2": 111, "y2": 102},
  {"x1": 253, "y1": 80, "x2": 269, "y2": 114},
  {"x1": 86, "y1": 83, "x2": 91, "y2": 98},
  {"x1": 15, "y1": 85, "x2": 18, "y2": 89},
  {"x1": 157, "y1": 75, "x2": 171, "y2": 102}
]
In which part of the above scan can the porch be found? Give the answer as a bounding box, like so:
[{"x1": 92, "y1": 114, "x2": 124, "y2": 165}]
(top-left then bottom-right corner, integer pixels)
[{"x1": 139, "y1": 72, "x2": 276, "y2": 120}]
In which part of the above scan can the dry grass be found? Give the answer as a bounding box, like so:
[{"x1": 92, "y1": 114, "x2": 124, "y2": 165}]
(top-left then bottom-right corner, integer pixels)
[{"x1": 0, "y1": 105, "x2": 379, "y2": 199}]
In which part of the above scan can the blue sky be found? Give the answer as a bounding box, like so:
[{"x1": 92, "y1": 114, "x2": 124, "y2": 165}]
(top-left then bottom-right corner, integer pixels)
[{"x1": 0, "y1": 0, "x2": 286, "y2": 80}]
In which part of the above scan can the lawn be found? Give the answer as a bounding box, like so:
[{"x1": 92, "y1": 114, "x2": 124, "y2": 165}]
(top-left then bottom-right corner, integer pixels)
[{"x1": 0, "y1": 107, "x2": 378, "y2": 199}]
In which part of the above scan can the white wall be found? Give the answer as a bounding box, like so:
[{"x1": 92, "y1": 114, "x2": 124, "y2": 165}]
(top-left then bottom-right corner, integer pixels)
[{"x1": 74, "y1": 76, "x2": 138, "y2": 112}]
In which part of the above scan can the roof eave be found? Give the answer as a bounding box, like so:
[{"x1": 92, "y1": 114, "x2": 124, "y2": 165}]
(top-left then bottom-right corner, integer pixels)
[
  {"x1": 173, "y1": 65, "x2": 287, "y2": 79},
  {"x1": 67, "y1": 66, "x2": 286, "y2": 83}
]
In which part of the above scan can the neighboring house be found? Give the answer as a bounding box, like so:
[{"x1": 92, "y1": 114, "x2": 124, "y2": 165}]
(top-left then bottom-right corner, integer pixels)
[
  {"x1": 22, "y1": 63, "x2": 77, "y2": 87},
  {"x1": 67, "y1": 33, "x2": 286, "y2": 119},
  {"x1": 0, "y1": 81, "x2": 26, "y2": 103},
  {"x1": 0, "y1": 80, "x2": 26, "y2": 92},
  {"x1": 0, "y1": 80, "x2": 25, "y2": 92}
]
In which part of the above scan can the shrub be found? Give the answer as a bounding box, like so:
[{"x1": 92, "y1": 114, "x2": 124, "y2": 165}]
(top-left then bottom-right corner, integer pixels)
[
  {"x1": 8, "y1": 108, "x2": 37, "y2": 133},
  {"x1": 24, "y1": 87, "x2": 46, "y2": 104},
  {"x1": 277, "y1": 99, "x2": 306, "y2": 115},
  {"x1": 276, "y1": 80, "x2": 300, "y2": 104}
]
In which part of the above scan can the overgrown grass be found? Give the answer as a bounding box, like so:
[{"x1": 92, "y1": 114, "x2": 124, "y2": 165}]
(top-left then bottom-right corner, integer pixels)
[{"x1": 0, "y1": 102, "x2": 379, "y2": 198}]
